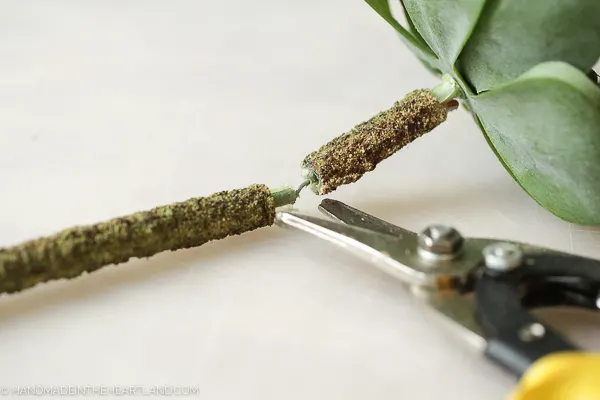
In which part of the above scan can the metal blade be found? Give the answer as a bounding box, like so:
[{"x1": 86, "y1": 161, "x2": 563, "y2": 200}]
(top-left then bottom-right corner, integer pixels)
[
  {"x1": 318, "y1": 199, "x2": 416, "y2": 239},
  {"x1": 275, "y1": 210, "x2": 430, "y2": 286}
]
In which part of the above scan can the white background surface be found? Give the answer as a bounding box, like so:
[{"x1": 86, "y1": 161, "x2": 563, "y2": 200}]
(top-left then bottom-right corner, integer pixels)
[{"x1": 0, "y1": 1, "x2": 599, "y2": 399}]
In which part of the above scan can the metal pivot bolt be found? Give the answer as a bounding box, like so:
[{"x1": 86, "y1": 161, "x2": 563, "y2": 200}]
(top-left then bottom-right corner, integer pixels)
[
  {"x1": 417, "y1": 224, "x2": 464, "y2": 261},
  {"x1": 483, "y1": 242, "x2": 524, "y2": 272}
]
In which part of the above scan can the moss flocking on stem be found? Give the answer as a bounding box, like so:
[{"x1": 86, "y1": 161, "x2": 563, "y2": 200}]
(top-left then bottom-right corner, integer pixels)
[
  {"x1": 301, "y1": 77, "x2": 460, "y2": 195},
  {"x1": 0, "y1": 184, "x2": 299, "y2": 295}
]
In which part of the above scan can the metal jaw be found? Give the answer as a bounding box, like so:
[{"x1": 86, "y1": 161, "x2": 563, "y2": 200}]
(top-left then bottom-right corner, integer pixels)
[{"x1": 274, "y1": 199, "x2": 572, "y2": 357}]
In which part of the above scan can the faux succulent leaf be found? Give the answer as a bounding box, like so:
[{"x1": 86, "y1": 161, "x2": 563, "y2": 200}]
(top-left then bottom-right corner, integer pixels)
[
  {"x1": 364, "y1": 0, "x2": 440, "y2": 70},
  {"x1": 364, "y1": 0, "x2": 600, "y2": 224},
  {"x1": 398, "y1": 0, "x2": 426, "y2": 46},
  {"x1": 401, "y1": 0, "x2": 486, "y2": 66},
  {"x1": 471, "y1": 62, "x2": 600, "y2": 224},
  {"x1": 458, "y1": 0, "x2": 600, "y2": 93}
]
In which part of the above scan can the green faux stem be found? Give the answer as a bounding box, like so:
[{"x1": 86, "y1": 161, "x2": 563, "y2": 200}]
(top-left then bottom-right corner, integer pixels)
[
  {"x1": 0, "y1": 184, "x2": 299, "y2": 295},
  {"x1": 271, "y1": 186, "x2": 301, "y2": 207},
  {"x1": 301, "y1": 79, "x2": 458, "y2": 195},
  {"x1": 431, "y1": 74, "x2": 462, "y2": 103}
]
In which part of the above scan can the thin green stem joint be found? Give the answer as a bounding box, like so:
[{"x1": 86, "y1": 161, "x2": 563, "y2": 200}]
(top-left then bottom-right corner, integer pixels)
[
  {"x1": 270, "y1": 186, "x2": 300, "y2": 208},
  {"x1": 431, "y1": 74, "x2": 461, "y2": 103}
]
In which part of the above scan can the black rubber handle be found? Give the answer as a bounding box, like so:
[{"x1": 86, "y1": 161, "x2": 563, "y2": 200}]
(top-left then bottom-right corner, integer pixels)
[{"x1": 474, "y1": 253, "x2": 600, "y2": 377}]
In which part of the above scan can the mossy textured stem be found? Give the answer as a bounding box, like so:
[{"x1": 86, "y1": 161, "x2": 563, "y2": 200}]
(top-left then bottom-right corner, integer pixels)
[
  {"x1": 301, "y1": 89, "x2": 448, "y2": 194},
  {"x1": 0, "y1": 184, "x2": 288, "y2": 295}
]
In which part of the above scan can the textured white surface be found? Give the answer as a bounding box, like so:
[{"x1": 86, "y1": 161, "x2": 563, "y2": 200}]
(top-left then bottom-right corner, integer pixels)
[{"x1": 0, "y1": 1, "x2": 599, "y2": 399}]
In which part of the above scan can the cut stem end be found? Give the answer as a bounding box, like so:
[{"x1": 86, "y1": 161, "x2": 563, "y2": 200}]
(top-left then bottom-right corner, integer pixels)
[{"x1": 271, "y1": 186, "x2": 301, "y2": 207}]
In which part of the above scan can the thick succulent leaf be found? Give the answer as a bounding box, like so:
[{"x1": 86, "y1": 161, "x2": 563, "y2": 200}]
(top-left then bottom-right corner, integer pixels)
[
  {"x1": 471, "y1": 62, "x2": 600, "y2": 225},
  {"x1": 458, "y1": 0, "x2": 600, "y2": 93},
  {"x1": 364, "y1": 0, "x2": 439, "y2": 68},
  {"x1": 401, "y1": 0, "x2": 486, "y2": 66}
]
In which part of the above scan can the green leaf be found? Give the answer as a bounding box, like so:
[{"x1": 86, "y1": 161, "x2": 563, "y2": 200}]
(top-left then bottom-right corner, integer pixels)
[
  {"x1": 471, "y1": 62, "x2": 600, "y2": 225},
  {"x1": 364, "y1": 0, "x2": 439, "y2": 67},
  {"x1": 458, "y1": 0, "x2": 600, "y2": 93},
  {"x1": 401, "y1": 0, "x2": 486, "y2": 66},
  {"x1": 399, "y1": 0, "x2": 426, "y2": 46}
]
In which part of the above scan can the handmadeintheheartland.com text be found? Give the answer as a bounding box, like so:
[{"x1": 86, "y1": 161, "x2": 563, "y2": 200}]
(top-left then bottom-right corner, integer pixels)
[{"x1": 0, "y1": 386, "x2": 200, "y2": 397}]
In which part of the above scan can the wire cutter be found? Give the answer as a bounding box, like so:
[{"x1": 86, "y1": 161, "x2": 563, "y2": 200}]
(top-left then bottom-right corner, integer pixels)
[{"x1": 274, "y1": 199, "x2": 600, "y2": 400}]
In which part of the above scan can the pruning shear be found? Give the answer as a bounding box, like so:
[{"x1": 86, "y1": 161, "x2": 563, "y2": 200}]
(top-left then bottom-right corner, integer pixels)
[{"x1": 275, "y1": 199, "x2": 600, "y2": 400}]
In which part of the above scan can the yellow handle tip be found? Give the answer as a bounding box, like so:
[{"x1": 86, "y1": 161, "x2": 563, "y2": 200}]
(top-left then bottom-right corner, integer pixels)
[{"x1": 510, "y1": 352, "x2": 600, "y2": 400}]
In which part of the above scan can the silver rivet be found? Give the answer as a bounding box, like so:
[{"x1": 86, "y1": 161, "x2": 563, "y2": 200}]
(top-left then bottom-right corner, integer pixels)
[
  {"x1": 483, "y1": 242, "x2": 523, "y2": 272},
  {"x1": 417, "y1": 224, "x2": 464, "y2": 262},
  {"x1": 518, "y1": 323, "x2": 546, "y2": 342}
]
